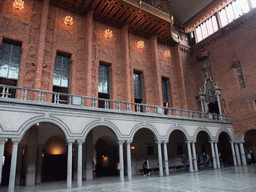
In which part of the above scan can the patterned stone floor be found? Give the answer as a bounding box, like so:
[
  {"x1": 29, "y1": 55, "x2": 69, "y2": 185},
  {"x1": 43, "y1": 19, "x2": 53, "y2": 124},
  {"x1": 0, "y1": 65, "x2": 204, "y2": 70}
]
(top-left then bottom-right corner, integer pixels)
[{"x1": 1, "y1": 166, "x2": 256, "y2": 192}]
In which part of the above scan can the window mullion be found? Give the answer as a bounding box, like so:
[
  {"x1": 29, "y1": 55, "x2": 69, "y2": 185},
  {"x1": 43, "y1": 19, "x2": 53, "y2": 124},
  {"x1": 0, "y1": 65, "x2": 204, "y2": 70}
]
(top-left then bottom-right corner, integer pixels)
[{"x1": 7, "y1": 44, "x2": 14, "y2": 79}]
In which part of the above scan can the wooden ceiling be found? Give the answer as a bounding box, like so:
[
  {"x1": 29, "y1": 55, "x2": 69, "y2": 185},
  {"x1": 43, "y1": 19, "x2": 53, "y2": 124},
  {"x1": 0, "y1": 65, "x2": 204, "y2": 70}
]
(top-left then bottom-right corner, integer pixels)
[{"x1": 51, "y1": 0, "x2": 175, "y2": 44}]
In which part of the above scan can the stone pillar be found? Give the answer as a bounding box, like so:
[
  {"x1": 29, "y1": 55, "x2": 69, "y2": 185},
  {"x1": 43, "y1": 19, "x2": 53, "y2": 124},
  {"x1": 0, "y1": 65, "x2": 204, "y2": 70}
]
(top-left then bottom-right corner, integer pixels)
[
  {"x1": 230, "y1": 141, "x2": 237, "y2": 166},
  {"x1": 119, "y1": 140, "x2": 124, "y2": 182},
  {"x1": 210, "y1": 141, "x2": 217, "y2": 169},
  {"x1": 85, "y1": 10, "x2": 94, "y2": 97},
  {"x1": 77, "y1": 140, "x2": 84, "y2": 187},
  {"x1": 73, "y1": 143, "x2": 78, "y2": 180},
  {"x1": 150, "y1": 35, "x2": 162, "y2": 106},
  {"x1": 235, "y1": 143, "x2": 241, "y2": 166},
  {"x1": 0, "y1": 138, "x2": 6, "y2": 185},
  {"x1": 239, "y1": 142, "x2": 247, "y2": 166},
  {"x1": 67, "y1": 140, "x2": 75, "y2": 188},
  {"x1": 35, "y1": 0, "x2": 49, "y2": 90},
  {"x1": 8, "y1": 139, "x2": 20, "y2": 192},
  {"x1": 126, "y1": 141, "x2": 132, "y2": 181},
  {"x1": 25, "y1": 127, "x2": 38, "y2": 186},
  {"x1": 191, "y1": 141, "x2": 198, "y2": 172},
  {"x1": 186, "y1": 141, "x2": 193, "y2": 172},
  {"x1": 157, "y1": 141, "x2": 163, "y2": 176},
  {"x1": 36, "y1": 144, "x2": 44, "y2": 184},
  {"x1": 214, "y1": 142, "x2": 221, "y2": 168},
  {"x1": 85, "y1": 131, "x2": 93, "y2": 180},
  {"x1": 121, "y1": 25, "x2": 132, "y2": 103},
  {"x1": 163, "y1": 141, "x2": 169, "y2": 176}
]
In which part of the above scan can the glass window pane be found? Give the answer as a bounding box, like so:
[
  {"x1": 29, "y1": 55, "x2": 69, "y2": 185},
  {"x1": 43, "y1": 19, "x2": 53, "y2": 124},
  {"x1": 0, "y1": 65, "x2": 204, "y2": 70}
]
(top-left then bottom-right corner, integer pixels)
[
  {"x1": 98, "y1": 64, "x2": 110, "y2": 94},
  {"x1": 195, "y1": 26, "x2": 203, "y2": 42},
  {"x1": 226, "y1": 4, "x2": 235, "y2": 23},
  {"x1": 219, "y1": 9, "x2": 228, "y2": 27},
  {"x1": 211, "y1": 15, "x2": 218, "y2": 32},
  {"x1": 252, "y1": 0, "x2": 256, "y2": 8},
  {"x1": 133, "y1": 73, "x2": 142, "y2": 99},
  {"x1": 0, "y1": 42, "x2": 21, "y2": 79},
  {"x1": 162, "y1": 79, "x2": 169, "y2": 103},
  {"x1": 206, "y1": 19, "x2": 213, "y2": 36},
  {"x1": 53, "y1": 54, "x2": 70, "y2": 87},
  {"x1": 201, "y1": 22, "x2": 208, "y2": 39}
]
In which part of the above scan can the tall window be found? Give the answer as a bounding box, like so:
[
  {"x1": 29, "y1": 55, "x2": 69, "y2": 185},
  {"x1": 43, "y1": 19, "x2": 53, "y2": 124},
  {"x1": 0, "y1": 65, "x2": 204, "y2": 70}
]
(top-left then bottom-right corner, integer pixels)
[
  {"x1": 98, "y1": 63, "x2": 110, "y2": 108},
  {"x1": 133, "y1": 71, "x2": 143, "y2": 104},
  {"x1": 0, "y1": 39, "x2": 22, "y2": 82},
  {"x1": 236, "y1": 66, "x2": 245, "y2": 89},
  {"x1": 53, "y1": 53, "x2": 70, "y2": 103},
  {"x1": 162, "y1": 78, "x2": 169, "y2": 107},
  {"x1": 0, "y1": 39, "x2": 22, "y2": 98}
]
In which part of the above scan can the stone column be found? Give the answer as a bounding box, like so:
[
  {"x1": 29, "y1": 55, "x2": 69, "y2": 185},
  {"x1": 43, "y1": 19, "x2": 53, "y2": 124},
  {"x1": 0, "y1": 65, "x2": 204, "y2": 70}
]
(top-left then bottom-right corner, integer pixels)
[
  {"x1": 119, "y1": 140, "x2": 124, "y2": 182},
  {"x1": 126, "y1": 141, "x2": 132, "y2": 181},
  {"x1": 35, "y1": 0, "x2": 49, "y2": 90},
  {"x1": 239, "y1": 142, "x2": 247, "y2": 166},
  {"x1": 121, "y1": 25, "x2": 132, "y2": 103},
  {"x1": 25, "y1": 127, "x2": 38, "y2": 186},
  {"x1": 156, "y1": 141, "x2": 164, "y2": 177},
  {"x1": 163, "y1": 141, "x2": 169, "y2": 176},
  {"x1": 186, "y1": 141, "x2": 193, "y2": 172},
  {"x1": 150, "y1": 35, "x2": 162, "y2": 106},
  {"x1": 214, "y1": 142, "x2": 221, "y2": 168},
  {"x1": 36, "y1": 144, "x2": 44, "y2": 184},
  {"x1": 8, "y1": 139, "x2": 20, "y2": 192},
  {"x1": 191, "y1": 141, "x2": 198, "y2": 172},
  {"x1": 77, "y1": 140, "x2": 84, "y2": 187},
  {"x1": 0, "y1": 138, "x2": 6, "y2": 185},
  {"x1": 210, "y1": 141, "x2": 217, "y2": 169},
  {"x1": 67, "y1": 140, "x2": 75, "y2": 188},
  {"x1": 235, "y1": 143, "x2": 241, "y2": 166},
  {"x1": 230, "y1": 141, "x2": 237, "y2": 166},
  {"x1": 73, "y1": 143, "x2": 78, "y2": 180}
]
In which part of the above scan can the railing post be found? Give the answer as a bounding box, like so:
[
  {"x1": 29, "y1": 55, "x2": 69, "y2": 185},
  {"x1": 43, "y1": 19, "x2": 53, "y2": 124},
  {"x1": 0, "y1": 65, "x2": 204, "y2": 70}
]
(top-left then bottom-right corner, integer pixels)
[
  {"x1": 54, "y1": 93, "x2": 57, "y2": 103},
  {"x1": 146, "y1": 106, "x2": 149, "y2": 113},
  {"x1": 176, "y1": 109, "x2": 179, "y2": 116},
  {"x1": 69, "y1": 95, "x2": 71, "y2": 105},
  {"x1": 127, "y1": 103, "x2": 131, "y2": 111},
  {"x1": 116, "y1": 101, "x2": 120, "y2": 110},
  {"x1": 6, "y1": 87, "x2": 9, "y2": 98},
  {"x1": 1, "y1": 87, "x2": 5, "y2": 98},
  {"x1": 183, "y1": 110, "x2": 186, "y2": 117},
  {"x1": 57, "y1": 94, "x2": 60, "y2": 104},
  {"x1": 24, "y1": 90, "x2": 27, "y2": 100},
  {"x1": 21, "y1": 89, "x2": 24, "y2": 100},
  {"x1": 41, "y1": 92, "x2": 44, "y2": 102},
  {"x1": 81, "y1": 97, "x2": 84, "y2": 107},
  {"x1": 38, "y1": 91, "x2": 41, "y2": 101}
]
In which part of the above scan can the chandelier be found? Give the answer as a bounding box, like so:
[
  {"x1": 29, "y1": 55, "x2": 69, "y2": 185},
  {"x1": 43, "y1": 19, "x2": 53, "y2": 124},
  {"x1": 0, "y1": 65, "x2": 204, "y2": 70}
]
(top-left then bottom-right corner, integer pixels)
[
  {"x1": 64, "y1": 16, "x2": 73, "y2": 26},
  {"x1": 105, "y1": 29, "x2": 113, "y2": 38},
  {"x1": 13, "y1": 0, "x2": 24, "y2": 10},
  {"x1": 164, "y1": 50, "x2": 171, "y2": 57},
  {"x1": 137, "y1": 40, "x2": 144, "y2": 49}
]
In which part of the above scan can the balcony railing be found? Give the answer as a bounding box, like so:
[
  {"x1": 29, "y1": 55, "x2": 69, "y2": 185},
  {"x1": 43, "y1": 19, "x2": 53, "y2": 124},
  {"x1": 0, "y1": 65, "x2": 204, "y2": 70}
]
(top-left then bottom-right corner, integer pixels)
[{"x1": 0, "y1": 84, "x2": 231, "y2": 122}]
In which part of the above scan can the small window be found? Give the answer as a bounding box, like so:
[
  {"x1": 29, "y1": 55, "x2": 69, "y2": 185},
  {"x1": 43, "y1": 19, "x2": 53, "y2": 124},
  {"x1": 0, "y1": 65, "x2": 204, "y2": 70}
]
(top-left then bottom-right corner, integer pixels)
[
  {"x1": 133, "y1": 71, "x2": 143, "y2": 103},
  {"x1": 236, "y1": 66, "x2": 245, "y2": 89},
  {"x1": 147, "y1": 145, "x2": 154, "y2": 156}
]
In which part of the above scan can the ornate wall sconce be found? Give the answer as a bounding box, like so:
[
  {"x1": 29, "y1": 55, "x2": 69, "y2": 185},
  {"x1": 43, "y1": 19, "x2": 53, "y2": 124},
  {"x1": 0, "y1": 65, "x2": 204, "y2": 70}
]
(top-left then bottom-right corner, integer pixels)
[
  {"x1": 64, "y1": 16, "x2": 73, "y2": 26},
  {"x1": 105, "y1": 29, "x2": 113, "y2": 38},
  {"x1": 13, "y1": 0, "x2": 24, "y2": 10},
  {"x1": 164, "y1": 50, "x2": 171, "y2": 57},
  {"x1": 137, "y1": 40, "x2": 144, "y2": 49}
]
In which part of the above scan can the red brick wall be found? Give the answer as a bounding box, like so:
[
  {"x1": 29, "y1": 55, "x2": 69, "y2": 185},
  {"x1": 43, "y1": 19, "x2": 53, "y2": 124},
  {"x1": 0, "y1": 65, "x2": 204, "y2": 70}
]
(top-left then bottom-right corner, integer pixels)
[{"x1": 191, "y1": 11, "x2": 256, "y2": 139}]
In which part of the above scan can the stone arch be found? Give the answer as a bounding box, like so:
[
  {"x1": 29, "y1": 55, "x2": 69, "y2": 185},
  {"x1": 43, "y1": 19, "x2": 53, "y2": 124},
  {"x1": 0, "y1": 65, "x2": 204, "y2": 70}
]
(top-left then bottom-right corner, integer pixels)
[
  {"x1": 82, "y1": 120, "x2": 122, "y2": 141},
  {"x1": 166, "y1": 125, "x2": 190, "y2": 141},
  {"x1": 129, "y1": 123, "x2": 160, "y2": 142},
  {"x1": 242, "y1": 128, "x2": 256, "y2": 141},
  {"x1": 194, "y1": 126, "x2": 214, "y2": 141},
  {"x1": 216, "y1": 128, "x2": 233, "y2": 141},
  {"x1": 19, "y1": 117, "x2": 70, "y2": 139}
]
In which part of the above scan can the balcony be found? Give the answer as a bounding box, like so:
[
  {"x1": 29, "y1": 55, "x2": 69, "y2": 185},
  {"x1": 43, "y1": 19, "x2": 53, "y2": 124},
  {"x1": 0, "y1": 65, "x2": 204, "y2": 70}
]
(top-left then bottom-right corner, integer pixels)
[{"x1": 0, "y1": 84, "x2": 231, "y2": 122}]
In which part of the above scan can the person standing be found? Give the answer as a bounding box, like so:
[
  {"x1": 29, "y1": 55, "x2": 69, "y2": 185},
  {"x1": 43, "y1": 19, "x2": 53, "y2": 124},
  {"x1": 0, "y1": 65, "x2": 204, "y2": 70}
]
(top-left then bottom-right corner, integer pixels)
[
  {"x1": 181, "y1": 154, "x2": 188, "y2": 171},
  {"x1": 249, "y1": 151, "x2": 255, "y2": 165},
  {"x1": 219, "y1": 153, "x2": 224, "y2": 168},
  {"x1": 202, "y1": 152, "x2": 209, "y2": 168},
  {"x1": 142, "y1": 158, "x2": 149, "y2": 176}
]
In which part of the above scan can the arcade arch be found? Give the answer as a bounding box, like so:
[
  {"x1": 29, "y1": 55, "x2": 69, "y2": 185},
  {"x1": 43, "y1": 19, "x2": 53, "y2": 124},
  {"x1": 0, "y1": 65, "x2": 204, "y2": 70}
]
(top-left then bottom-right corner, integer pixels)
[{"x1": 244, "y1": 129, "x2": 256, "y2": 157}]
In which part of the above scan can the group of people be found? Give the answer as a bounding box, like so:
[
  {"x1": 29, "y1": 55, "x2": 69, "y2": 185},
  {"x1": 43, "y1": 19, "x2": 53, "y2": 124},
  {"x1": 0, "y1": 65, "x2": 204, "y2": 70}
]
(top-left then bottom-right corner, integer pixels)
[{"x1": 141, "y1": 150, "x2": 255, "y2": 176}]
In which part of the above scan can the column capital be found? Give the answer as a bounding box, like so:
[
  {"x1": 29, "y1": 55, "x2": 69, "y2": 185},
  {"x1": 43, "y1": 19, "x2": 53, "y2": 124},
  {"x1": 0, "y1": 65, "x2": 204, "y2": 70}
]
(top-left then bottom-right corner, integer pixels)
[
  {"x1": 163, "y1": 140, "x2": 169, "y2": 144},
  {"x1": 118, "y1": 140, "x2": 125, "y2": 145},
  {"x1": 156, "y1": 140, "x2": 163, "y2": 144},
  {"x1": 67, "y1": 139, "x2": 76, "y2": 144},
  {"x1": 126, "y1": 140, "x2": 133, "y2": 144},
  {"x1": 11, "y1": 138, "x2": 21, "y2": 143},
  {"x1": 77, "y1": 139, "x2": 85, "y2": 144},
  {"x1": 236, "y1": 140, "x2": 245, "y2": 144},
  {"x1": 186, "y1": 140, "x2": 194, "y2": 144},
  {"x1": 0, "y1": 138, "x2": 7, "y2": 144}
]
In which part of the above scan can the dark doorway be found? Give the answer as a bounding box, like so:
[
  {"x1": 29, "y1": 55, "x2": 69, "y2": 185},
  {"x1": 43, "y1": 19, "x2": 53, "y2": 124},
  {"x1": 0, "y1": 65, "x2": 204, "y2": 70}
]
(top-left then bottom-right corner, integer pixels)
[
  {"x1": 218, "y1": 132, "x2": 233, "y2": 165},
  {"x1": 208, "y1": 101, "x2": 219, "y2": 114}
]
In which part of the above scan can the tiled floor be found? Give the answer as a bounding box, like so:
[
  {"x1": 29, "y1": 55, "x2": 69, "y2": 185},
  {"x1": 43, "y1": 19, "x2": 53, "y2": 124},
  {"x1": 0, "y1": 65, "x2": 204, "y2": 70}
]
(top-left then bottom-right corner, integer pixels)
[{"x1": 1, "y1": 166, "x2": 256, "y2": 192}]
